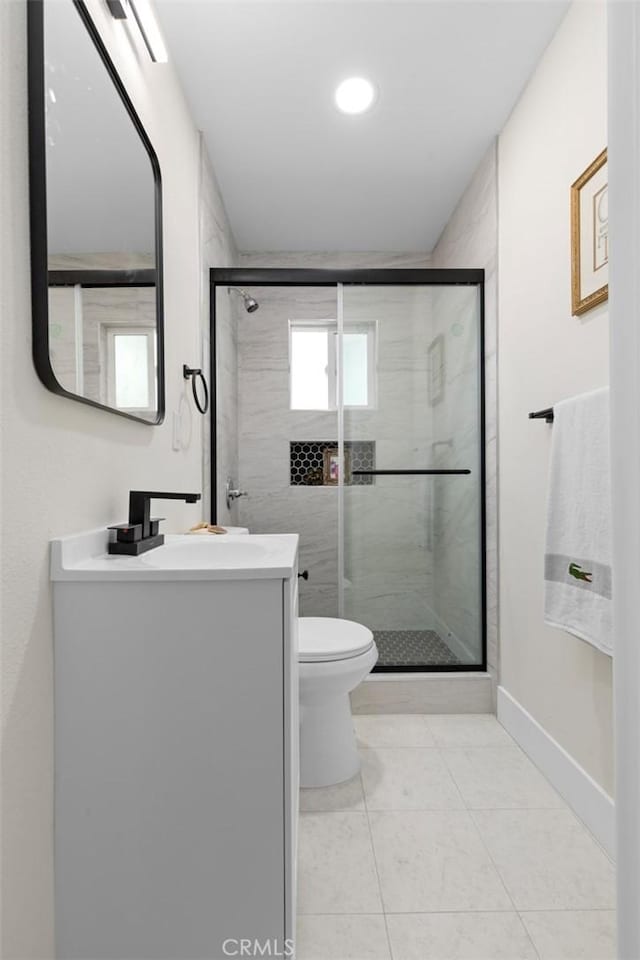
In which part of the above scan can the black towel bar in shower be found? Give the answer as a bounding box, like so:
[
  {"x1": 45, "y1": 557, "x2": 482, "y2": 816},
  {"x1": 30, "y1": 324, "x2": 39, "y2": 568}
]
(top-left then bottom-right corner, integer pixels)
[
  {"x1": 351, "y1": 469, "x2": 471, "y2": 476},
  {"x1": 528, "y1": 408, "x2": 554, "y2": 423}
]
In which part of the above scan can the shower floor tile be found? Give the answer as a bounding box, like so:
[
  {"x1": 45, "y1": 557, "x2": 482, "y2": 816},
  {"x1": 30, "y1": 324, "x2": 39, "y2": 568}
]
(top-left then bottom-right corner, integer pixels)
[{"x1": 373, "y1": 629, "x2": 460, "y2": 667}]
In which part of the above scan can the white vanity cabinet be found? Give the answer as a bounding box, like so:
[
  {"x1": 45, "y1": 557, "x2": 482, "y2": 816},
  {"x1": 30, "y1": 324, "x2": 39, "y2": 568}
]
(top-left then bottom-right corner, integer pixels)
[{"x1": 51, "y1": 532, "x2": 299, "y2": 960}]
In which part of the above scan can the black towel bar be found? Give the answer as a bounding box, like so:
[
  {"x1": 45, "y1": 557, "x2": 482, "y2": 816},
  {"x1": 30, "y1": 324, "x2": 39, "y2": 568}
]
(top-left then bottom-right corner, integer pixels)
[{"x1": 529, "y1": 408, "x2": 554, "y2": 423}]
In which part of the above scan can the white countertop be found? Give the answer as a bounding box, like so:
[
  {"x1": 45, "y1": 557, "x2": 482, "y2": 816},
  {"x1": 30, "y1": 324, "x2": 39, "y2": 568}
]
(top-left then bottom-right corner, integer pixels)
[{"x1": 50, "y1": 529, "x2": 299, "y2": 582}]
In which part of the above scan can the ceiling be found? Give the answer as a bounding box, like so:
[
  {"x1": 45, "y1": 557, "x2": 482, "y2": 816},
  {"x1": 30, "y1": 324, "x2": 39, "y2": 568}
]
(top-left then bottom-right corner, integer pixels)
[{"x1": 156, "y1": 0, "x2": 568, "y2": 253}]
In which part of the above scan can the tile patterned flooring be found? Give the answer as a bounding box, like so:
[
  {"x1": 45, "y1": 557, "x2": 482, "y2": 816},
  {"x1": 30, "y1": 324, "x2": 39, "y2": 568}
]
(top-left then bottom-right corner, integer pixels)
[
  {"x1": 297, "y1": 714, "x2": 615, "y2": 960},
  {"x1": 373, "y1": 630, "x2": 460, "y2": 668}
]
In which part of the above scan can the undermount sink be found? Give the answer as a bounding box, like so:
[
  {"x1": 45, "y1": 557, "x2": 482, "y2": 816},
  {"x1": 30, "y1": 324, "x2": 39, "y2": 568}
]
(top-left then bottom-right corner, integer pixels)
[{"x1": 138, "y1": 536, "x2": 273, "y2": 569}]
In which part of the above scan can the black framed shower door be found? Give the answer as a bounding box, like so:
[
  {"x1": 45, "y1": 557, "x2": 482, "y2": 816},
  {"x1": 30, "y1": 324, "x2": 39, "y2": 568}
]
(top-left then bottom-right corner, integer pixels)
[{"x1": 209, "y1": 267, "x2": 487, "y2": 673}]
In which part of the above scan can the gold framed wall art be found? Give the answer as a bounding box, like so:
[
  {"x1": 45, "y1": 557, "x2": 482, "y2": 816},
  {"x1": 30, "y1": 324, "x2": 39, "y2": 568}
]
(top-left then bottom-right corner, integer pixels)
[{"x1": 571, "y1": 148, "x2": 608, "y2": 316}]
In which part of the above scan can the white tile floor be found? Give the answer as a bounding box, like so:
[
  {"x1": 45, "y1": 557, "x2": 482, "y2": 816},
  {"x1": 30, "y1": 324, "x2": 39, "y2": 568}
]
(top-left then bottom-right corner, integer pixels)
[{"x1": 297, "y1": 714, "x2": 615, "y2": 960}]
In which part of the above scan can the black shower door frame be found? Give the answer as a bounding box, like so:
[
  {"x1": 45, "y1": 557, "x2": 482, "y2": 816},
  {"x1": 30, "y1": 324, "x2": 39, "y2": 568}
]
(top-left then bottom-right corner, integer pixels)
[{"x1": 209, "y1": 267, "x2": 487, "y2": 673}]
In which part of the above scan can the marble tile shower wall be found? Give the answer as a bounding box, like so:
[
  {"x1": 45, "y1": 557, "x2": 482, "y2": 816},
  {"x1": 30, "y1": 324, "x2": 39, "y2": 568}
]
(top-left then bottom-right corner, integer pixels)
[
  {"x1": 432, "y1": 142, "x2": 498, "y2": 678},
  {"x1": 227, "y1": 200, "x2": 496, "y2": 659},
  {"x1": 233, "y1": 253, "x2": 431, "y2": 620},
  {"x1": 214, "y1": 294, "x2": 240, "y2": 525},
  {"x1": 340, "y1": 285, "x2": 439, "y2": 632},
  {"x1": 199, "y1": 137, "x2": 238, "y2": 522},
  {"x1": 237, "y1": 286, "x2": 341, "y2": 616},
  {"x1": 235, "y1": 276, "x2": 469, "y2": 634},
  {"x1": 47, "y1": 253, "x2": 155, "y2": 406},
  {"x1": 429, "y1": 284, "x2": 484, "y2": 662},
  {"x1": 238, "y1": 252, "x2": 432, "y2": 271}
]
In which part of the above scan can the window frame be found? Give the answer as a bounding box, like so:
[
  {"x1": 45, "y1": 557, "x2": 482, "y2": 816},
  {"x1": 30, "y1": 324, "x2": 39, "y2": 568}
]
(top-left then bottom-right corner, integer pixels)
[
  {"x1": 288, "y1": 318, "x2": 377, "y2": 411},
  {"x1": 103, "y1": 324, "x2": 156, "y2": 416}
]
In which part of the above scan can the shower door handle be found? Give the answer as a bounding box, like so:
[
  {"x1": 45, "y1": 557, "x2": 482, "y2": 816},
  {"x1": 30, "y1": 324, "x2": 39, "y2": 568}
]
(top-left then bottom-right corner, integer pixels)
[{"x1": 351, "y1": 469, "x2": 471, "y2": 476}]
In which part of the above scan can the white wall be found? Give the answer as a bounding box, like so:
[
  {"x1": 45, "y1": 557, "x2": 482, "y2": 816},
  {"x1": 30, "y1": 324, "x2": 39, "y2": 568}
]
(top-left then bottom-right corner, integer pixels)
[
  {"x1": 0, "y1": 2, "x2": 235, "y2": 956},
  {"x1": 498, "y1": 0, "x2": 612, "y2": 793}
]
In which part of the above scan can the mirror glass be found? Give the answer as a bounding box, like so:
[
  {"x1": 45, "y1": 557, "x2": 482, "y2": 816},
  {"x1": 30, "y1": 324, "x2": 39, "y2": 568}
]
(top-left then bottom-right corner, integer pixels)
[{"x1": 32, "y1": 0, "x2": 163, "y2": 423}]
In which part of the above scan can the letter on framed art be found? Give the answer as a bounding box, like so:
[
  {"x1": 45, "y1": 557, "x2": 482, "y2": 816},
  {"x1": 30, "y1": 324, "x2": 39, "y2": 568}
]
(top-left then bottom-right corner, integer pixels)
[{"x1": 571, "y1": 148, "x2": 608, "y2": 316}]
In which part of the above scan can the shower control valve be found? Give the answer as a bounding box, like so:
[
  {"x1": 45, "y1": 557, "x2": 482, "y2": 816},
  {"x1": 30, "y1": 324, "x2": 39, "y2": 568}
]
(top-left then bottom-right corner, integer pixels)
[{"x1": 225, "y1": 478, "x2": 248, "y2": 510}]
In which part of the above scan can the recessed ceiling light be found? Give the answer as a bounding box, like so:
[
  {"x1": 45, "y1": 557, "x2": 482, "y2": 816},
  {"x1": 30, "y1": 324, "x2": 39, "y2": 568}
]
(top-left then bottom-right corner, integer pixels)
[{"x1": 335, "y1": 77, "x2": 376, "y2": 115}]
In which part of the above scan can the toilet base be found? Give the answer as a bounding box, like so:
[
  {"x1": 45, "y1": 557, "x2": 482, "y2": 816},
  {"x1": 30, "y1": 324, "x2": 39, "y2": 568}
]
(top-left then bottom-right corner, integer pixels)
[{"x1": 300, "y1": 693, "x2": 360, "y2": 787}]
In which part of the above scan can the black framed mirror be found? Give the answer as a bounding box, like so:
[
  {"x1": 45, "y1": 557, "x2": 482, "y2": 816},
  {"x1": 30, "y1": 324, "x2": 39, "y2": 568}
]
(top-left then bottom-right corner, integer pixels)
[{"x1": 28, "y1": 0, "x2": 164, "y2": 424}]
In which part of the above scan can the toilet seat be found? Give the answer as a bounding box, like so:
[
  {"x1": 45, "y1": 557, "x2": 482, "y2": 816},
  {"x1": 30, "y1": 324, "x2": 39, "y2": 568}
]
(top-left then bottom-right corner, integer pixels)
[{"x1": 299, "y1": 617, "x2": 374, "y2": 663}]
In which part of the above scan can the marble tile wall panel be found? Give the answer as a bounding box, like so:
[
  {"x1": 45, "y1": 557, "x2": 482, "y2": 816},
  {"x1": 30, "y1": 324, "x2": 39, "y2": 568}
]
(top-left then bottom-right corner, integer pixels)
[
  {"x1": 238, "y1": 487, "x2": 339, "y2": 617},
  {"x1": 237, "y1": 286, "x2": 340, "y2": 614},
  {"x1": 48, "y1": 277, "x2": 155, "y2": 407},
  {"x1": 342, "y1": 286, "x2": 472, "y2": 637},
  {"x1": 238, "y1": 251, "x2": 431, "y2": 270},
  {"x1": 48, "y1": 253, "x2": 154, "y2": 270},
  {"x1": 232, "y1": 238, "x2": 494, "y2": 656},
  {"x1": 237, "y1": 281, "x2": 445, "y2": 626},
  {"x1": 200, "y1": 136, "x2": 239, "y2": 522},
  {"x1": 214, "y1": 293, "x2": 239, "y2": 526},
  {"x1": 48, "y1": 287, "x2": 78, "y2": 393},
  {"x1": 350, "y1": 677, "x2": 494, "y2": 714},
  {"x1": 84, "y1": 287, "x2": 155, "y2": 405},
  {"x1": 432, "y1": 142, "x2": 498, "y2": 679},
  {"x1": 343, "y1": 480, "x2": 436, "y2": 631},
  {"x1": 425, "y1": 284, "x2": 484, "y2": 663}
]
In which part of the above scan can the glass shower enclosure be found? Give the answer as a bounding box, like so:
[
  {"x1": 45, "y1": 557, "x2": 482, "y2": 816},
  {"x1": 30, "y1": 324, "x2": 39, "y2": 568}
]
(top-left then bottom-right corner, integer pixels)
[{"x1": 210, "y1": 269, "x2": 485, "y2": 671}]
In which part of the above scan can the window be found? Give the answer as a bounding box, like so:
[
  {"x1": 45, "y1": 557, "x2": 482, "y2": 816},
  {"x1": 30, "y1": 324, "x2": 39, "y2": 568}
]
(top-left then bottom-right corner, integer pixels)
[
  {"x1": 289, "y1": 320, "x2": 376, "y2": 410},
  {"x1": 290, "y1": 324, "x2": 332, "y2": 410},
  {"x1": 104, "y1": 326, "x2": 156, "y2": 413}
]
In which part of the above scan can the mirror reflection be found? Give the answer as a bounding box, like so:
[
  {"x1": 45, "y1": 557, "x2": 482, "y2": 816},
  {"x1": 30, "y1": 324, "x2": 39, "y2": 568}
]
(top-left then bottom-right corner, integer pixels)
[{"x1": 42, "y1": 0, "x2": 162, "y2": 422}]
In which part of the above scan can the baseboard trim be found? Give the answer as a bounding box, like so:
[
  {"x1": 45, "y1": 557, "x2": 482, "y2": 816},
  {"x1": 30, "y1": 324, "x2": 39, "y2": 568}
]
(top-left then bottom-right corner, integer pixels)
[{"x1": 497, "y1": 686, "x2": 615, "y2": 859}]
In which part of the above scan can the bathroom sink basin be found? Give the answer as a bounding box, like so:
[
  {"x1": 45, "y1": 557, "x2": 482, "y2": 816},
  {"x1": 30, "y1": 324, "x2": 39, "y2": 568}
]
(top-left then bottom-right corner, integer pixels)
[
  {"x1": 139, "y1": 537, "x2": 272, "y2": 569},
  {"x1": 50, "y1": 530, "x2": 299, "y2": 582}
]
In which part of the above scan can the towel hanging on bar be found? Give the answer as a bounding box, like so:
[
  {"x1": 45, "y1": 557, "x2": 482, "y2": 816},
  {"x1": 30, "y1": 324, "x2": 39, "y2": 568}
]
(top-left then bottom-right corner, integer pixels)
[{"x1": 543, "y1": 387, "x2": 612, "y2": 655}]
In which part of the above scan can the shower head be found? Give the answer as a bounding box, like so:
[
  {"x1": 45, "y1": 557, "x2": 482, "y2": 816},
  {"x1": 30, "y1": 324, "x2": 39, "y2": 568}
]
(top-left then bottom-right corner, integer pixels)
[
  {"x1": 229, "y1": 286, "x2": 259, "y2": 313},
  {"x1": 243, "y1": 294, "x2": 259, "y2": 313}
]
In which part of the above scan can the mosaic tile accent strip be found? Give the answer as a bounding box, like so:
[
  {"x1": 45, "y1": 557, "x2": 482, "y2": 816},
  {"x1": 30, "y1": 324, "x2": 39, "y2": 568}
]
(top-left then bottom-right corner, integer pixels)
[
  {"x1": 290, "y1": 441, "x2": 375, "y2": 486},
  {"x1": 373, "y1": 629, "x2": 460, "y2": 667}
]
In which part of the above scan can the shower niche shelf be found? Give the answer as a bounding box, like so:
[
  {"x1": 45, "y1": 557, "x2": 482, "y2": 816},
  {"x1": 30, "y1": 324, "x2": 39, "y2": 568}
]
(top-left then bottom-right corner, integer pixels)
[{"x1": 289, "y1": 440, "x2": 375, "y2": 486}]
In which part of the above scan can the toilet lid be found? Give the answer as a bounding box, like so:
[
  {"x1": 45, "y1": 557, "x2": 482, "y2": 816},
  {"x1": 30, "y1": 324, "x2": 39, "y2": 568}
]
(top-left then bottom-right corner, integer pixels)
[{"x1": 298, "y1": 617, "x2": 375, "y2": 663}]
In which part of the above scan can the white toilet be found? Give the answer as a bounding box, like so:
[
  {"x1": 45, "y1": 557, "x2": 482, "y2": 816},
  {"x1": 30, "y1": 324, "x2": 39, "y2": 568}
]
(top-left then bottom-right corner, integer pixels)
[{"x1": 298, "y1": 617, "x2": 378, "y2": 788}]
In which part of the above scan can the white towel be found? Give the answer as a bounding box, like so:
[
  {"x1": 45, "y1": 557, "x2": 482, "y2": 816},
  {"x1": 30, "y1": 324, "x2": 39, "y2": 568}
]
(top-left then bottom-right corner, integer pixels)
[{"x1": 544, "y1": 387, "x2": 612, "y2": 656}]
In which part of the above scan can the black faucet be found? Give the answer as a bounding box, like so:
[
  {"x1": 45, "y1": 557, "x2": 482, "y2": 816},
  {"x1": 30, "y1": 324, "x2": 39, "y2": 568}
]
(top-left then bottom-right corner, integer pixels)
[{"x1": 108, "y1": 490, "x2": 201, "y2": 556}]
